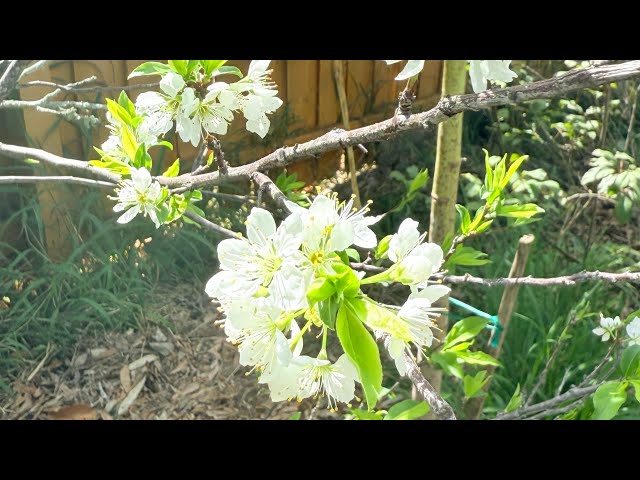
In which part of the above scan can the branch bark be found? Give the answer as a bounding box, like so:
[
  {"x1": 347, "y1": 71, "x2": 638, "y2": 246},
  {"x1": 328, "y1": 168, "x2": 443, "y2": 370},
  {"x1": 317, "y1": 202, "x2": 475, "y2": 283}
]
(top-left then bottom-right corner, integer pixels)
[
  {"x1": 440, "y1": 270, "x2": 640, "y2": 286},
  {"x1": 0, "y1": 60, "x2": 32, "y2": 101},
  {"x1": 0, "y1": 175, "x2": 116, "y2": 189},
  {"x1": 154, "y1": 60, "x2": 640, "y2": 190}
]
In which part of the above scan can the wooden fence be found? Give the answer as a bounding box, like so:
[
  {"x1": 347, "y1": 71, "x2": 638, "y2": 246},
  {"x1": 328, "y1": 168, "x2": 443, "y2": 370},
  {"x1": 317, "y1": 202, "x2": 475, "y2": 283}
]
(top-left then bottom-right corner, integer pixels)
[{"x1": 1, "y1": 60, "x2": 443, "y2": 259}]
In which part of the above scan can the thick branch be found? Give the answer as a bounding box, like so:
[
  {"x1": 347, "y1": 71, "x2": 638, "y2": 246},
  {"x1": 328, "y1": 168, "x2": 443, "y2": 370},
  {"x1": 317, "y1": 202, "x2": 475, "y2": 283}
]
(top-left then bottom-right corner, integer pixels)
[
  {"x1": 0, "y1": 60, "x2": 32, "y2": 101},
  {"x1": 375, "y1": 331, "x2": 456, "y2": 420},
  {"x1": 0, "y1": 175, "x2": 116, "y2": 189},
  {"x1": 0, "y1": 142, "x2": 121, "y2": 183},
  {"x1": 441, "y1": 270, "x2": 640, "y2": 287},
  {"x1": 157, "y1": 61, "x2": 640, "y2": 190}
]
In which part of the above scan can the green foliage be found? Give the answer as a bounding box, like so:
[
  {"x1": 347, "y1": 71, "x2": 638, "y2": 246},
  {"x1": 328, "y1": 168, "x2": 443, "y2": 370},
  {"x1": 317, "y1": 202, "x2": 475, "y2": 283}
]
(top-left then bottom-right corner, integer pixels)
[
  {"x1": 336, "y1": 302, "x2": 383, "y2": 410},
  {"x1": 388, "y1": 166, "x2": 429, "y2": 214},
  {"x1": 384, "y1": 399, "x2": 430, "y2": 420},
  {"x1": 275, "y1": 171, "x2": 310, "y2": 207},
  {"x1": 592, "y1": 381, "x2": 628, "y2": 420},
  {"x1": 581, "y1": 149, "x2": 640, "y2": 223},
  {"x1": 464, "y1": 371, "x2": 491, "y2": 399},
  {"x1": 504, "y1": 383, "x2": 523, "y2": 413}
]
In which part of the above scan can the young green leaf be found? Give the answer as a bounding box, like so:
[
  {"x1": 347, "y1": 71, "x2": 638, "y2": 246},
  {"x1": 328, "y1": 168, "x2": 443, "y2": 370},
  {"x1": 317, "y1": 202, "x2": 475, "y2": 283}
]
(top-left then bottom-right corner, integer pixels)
[
  {"x1": 456, "y1": 350, "x2": 501, "y2": 367},
  {"x1": 337, "y1": 302, "x2": 382, "y2": 411},
  {"x1": 591, "y1": 381, "x2": 628, "y2": 420},
  {"x1": 162, "y1": 158, "x2": 180, "y2": 178},
  {"x1": 384, "y1": 399, "x2": 430, "y2": 420},
  {"x1": 463, "y1": 370, "x2": 490, "y2": 399},
  {"x1": 128, "y1": 61, "x2": 172, "y2": 79},
  {"x1": 431, "y1": 351, "x2": 464, "y2": 379},
  {"x1": 443, "y1": 316, "x2": 489, "y2": 350},
  {"x1": 620, "y1": 345, "x2": 640, "y2": 379},
  {"x1": 168, "y1": 60, "x2": 188, "y2": 76},
  {"x1": 504, "y1": 383, "x2": 523, "y2": 413}
]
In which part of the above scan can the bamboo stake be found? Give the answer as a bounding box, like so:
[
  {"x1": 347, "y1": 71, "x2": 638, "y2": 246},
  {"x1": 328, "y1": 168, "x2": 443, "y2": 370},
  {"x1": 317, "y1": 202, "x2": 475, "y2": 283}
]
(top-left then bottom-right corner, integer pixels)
[
  {"x1": 464, "y1": 234, "x2": 535, "y2": 419},
  {"x1": 333, "y1": 60, "x2": 361, "y2": 209}
]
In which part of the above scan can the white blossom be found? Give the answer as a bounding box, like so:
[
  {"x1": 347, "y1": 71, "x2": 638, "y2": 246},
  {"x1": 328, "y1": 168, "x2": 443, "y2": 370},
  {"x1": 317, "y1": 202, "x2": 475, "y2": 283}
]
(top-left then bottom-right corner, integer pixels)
[
  {"x1": 387, "y1": 218, "x2": 443, "y2": 285},
  {"x1": 205, "y1": 207, "x2": 310, "y2": 310},
  {"x1": 626, "y1": 316, "x2": 640, "y2": 346},
  {"x1": 468, "y1": 60, "x2": 518, "y2": 93},
  {"x1": 109, "y1": 167, "x2": 164, "y2": 228},
  {"x1": 592, "y1": 314, "x2": 622, "y2": 342}
]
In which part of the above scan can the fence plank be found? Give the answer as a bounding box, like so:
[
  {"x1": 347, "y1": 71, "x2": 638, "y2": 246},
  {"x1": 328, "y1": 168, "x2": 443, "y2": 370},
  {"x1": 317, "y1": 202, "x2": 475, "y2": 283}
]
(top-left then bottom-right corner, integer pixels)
[
  {"x1": 417, "y1": 60, "x2": 443, "y2": 100},
  {"x1": 20, "y1": 63, "x2": 76, "y2": 261},
  {"x1": 286, "y1": 60, "x2": 319, "y2": 132},
  {"x1": 373, "y1": 60, "x2": 402, "y2": 115},
  {"x1": 317, "y1": 60, "x2": 340, "y2": 127},
  {"x1": 347, "y1": 60, "x2": 374, "y2": 120}
]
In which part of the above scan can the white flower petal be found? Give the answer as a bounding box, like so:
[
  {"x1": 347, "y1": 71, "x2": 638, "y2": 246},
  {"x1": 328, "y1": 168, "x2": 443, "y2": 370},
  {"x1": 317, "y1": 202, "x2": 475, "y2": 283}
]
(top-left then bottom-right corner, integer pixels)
[{"x1": 246, "y1": 208, "x2": 277, "y2": 246}]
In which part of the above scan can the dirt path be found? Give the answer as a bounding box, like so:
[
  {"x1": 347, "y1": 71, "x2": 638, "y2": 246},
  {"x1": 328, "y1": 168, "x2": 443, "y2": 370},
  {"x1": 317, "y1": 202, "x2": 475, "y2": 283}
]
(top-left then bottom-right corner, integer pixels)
[{"x1": 2, "y1": 283, "x2": 310, "y2": 420}]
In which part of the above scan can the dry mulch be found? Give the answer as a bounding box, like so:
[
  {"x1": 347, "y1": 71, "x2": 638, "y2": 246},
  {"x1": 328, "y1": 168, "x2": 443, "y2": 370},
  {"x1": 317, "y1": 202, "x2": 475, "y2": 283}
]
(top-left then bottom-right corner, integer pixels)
[{"x1": 1, "y1": 283, "x2": 333, "y2": 420}]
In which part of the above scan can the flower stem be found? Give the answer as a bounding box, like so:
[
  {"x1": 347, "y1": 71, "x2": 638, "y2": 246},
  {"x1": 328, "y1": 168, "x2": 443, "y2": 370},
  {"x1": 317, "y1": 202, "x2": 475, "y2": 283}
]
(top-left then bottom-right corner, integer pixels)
[{"x1": 290, "y1": 318, "x2": 312, "y2": 351}]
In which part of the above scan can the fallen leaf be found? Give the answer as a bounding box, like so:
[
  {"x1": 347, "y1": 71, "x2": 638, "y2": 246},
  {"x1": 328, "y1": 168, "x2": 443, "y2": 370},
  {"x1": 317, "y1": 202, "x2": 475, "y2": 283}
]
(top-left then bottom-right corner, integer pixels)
[
  {"x1": 48, "y1": 404, "x2": 97, "y2": 420},
  {"x1": 117, "y1": 376, "x2": 146, "y2": 416},
  {"x1": 120, "y1": 365, "x2": 132, "y2": 392},
  {"x1": 128, "y1": 354, "x2": 158, "y2": 371},
  {"x1": 90, "y1": 348, "x2": 116, "y2": 360},
  {"x1": 149, "y1": 342, "x2": 174, "y2": 356},
  {"x1": 152, "y1": 328, "x2": 167, "y2": 343}
]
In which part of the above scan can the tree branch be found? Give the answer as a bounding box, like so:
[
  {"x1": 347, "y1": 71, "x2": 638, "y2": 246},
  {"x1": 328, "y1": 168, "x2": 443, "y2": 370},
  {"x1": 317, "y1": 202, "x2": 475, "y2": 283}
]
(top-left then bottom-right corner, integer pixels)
[
  {"x1": 0, "y1": 142, "x2": 121, "y2": 183},
  {"x1": 495, "y1": 384, "x2": 599, "y2": 420},
  {"x1": 0, "y1": 175, "x2": 116, "y2": 189},
  {"x1": 375, "y1": 331, "x2": 456, "y2": 420},
  {"x1": 0, "y1": 60, "x2": 32, "y2": 102},
  {"x1": 157, "y1": 60, "x2": 640, "y2": 190},
  {"x1": 182, "y1": 211, "x2": 239, "y2": 238},
  {"x1": 440, "y1": 270, "x2": 640, "y2": 287}
]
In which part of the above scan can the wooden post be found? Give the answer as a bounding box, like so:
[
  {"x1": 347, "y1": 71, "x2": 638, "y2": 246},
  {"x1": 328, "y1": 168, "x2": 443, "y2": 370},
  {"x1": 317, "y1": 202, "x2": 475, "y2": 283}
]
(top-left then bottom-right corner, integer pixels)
[
  {"x1": 420, "y1": 60, "x2": 467, "y2": 401},
  {"x1": 464, "y1": 234, "x2": 536, "y2": 419}
]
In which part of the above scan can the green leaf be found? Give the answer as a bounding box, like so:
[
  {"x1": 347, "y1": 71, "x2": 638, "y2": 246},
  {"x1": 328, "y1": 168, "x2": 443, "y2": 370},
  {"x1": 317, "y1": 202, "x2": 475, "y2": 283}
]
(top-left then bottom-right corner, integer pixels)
[
  {"x1": 375, "y1": 235, "x2": 393, "y2": 260},
  {"x1": 306, "y1": 276, "x2": 336, "y2": 305},
  {"x1": 331, "y1": 262, "x2": 360, "y2": 299},
  {"x1": 407, "y1": 168, "x2": 429, "y2": 195},
  {"x1": 456, "y1": 204, "x2": 471, "y2": 234},
  {"x1": 463, "y1": 371, "x2": 490, "y2": 399},
  {"x1": 629, "y1": 380, "x2": 640, "y2": 404},
  {"x1": 352, "y1": 298, "x2": 412, "y2": 341},
  {"x1": 317, "y1": 296, "x2": 339, "y2": 330},
  {"x1": 120, "y1": 126, "x2": 139, "y2": 161},
  {"x1": 496, "y1": 203, "x2": 545, "y2": 219},
  {"x1": 504, "y1": 383, "x2": 523, "y2": 413},
  {"x1": 128, "y1": 61, "x2": 172, "y2": 79},
  {"x1": 456, "y1": 350, "x2": 501, "y2": 367},
  {"x1": 483, "y1": 149, "x2": 494, "y2": 192},
  {"x1": 288, "y1": 412, "x2": 301, "y2": 420},
  {"x1": 214, "y1": 65, "x2": 243, "y2": 78},
  {"x1": 337, "y1": 302, "x2": 382, "y2": 411},
  {"x1": 162, "y1": 158, "x2": 180, "y2": 178},
  {"x1": 615, "y1": 194, "x2": 634, "y2": 224},
  {"x1": 349, "y1": 408, "x2": 384, "y2": 420},
  {"x1": 345, "y1": 248, "x2": 360, "y2": 263},
  {"x1": 445, "y1": 245, "x2": 490, "y2": 269},
  {"x1": 384, "y1": 399, "x2": 429, "y2": 420},
  {"x1": 106, "y1": 98, "x2": 133, "y2": 127},
  {"x1": 200, "y1": 60, "x2": 228, "y2": 76},
  {"x1": 443, "y1": 316, "x2": 488, "y2": 350},
  {"x1": 431, "y1": 352, "x2": 464, "y2": 379},
  {"x1": 133, "y1": 144, "x2": 152, "y2": 170},
  {"x1": 168, "y1": 60, "x2": 188, "y2": 75},
  {"x1": 186, "y1": 60, "x2": 200, "y2": 75},
  {"x1": 592, "y1": 381, "x2": 628, "y2": 420},
  {"x1": 620, "y1": 345, "x2": 640, "y2": 379},
  {"x1": 117, "y1": 91, "x2": 137, "y2": 118},
  {"x1": 501, "y1": 154, "x2": 528, "y2": 189}
]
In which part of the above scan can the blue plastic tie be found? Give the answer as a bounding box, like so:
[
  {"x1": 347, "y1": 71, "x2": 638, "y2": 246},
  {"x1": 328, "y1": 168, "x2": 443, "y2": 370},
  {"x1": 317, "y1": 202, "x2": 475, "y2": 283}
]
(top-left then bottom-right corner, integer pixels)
[{"x1": 448, "y1": 297, "x2": 502, "y2": 348}]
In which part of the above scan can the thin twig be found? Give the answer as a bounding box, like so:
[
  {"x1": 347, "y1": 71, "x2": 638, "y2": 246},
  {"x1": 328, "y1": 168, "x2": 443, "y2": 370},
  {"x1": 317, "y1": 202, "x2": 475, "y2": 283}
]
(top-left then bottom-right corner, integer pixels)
[
  {"x1": 0, "y1": 60, "x2": 33, "y2": 102},
  {"x1": 440, "y1": 270, "x2": 640, "y2": 287},
  {"x1": 183, "y1": 211, "x2": 238, "y2": 238},
  {"x1": 0, "y1": 175, "x2": 116, "y2": 189}
]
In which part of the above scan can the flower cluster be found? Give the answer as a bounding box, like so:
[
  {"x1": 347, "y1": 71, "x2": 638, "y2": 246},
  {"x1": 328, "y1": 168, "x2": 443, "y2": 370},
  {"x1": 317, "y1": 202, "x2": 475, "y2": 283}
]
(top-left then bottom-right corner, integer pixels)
[
  {"x1": 593, "y1": 314, "x2": 640, "y2": 345},
  {"x1": 109, "y1": 167, "x2": 165, "y2": 228},
  {"x1": 135, "y1": 60, "x2": 282, "y2": 145},
  {"x1": 468, "y1": 60, "x2": 518, "y2": 94},
  {"x1": 205, "y1": 193, "x2": 448, "y2": 408}
]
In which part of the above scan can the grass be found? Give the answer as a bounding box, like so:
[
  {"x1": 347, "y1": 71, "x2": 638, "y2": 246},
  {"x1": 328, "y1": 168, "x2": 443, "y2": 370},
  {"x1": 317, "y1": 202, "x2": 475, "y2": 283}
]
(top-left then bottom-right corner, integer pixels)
[{"x1": 0, "y1": 183, "x2": 232, "y2": 395}]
